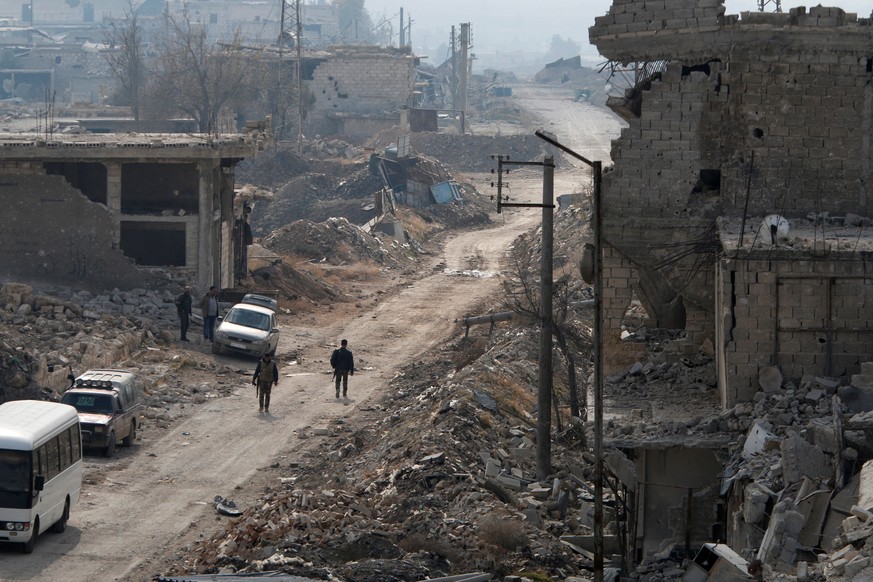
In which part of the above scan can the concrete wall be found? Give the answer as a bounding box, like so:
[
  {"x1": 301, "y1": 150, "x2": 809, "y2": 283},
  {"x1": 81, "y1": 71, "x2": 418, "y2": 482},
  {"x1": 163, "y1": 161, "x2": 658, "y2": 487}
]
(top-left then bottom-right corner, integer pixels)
[
  {"x1": 636, "y1": 446, "x2": 724, "y2": 558},
  {"x1": 590, "y1": 2, "x2": 873, "y2": 395}
]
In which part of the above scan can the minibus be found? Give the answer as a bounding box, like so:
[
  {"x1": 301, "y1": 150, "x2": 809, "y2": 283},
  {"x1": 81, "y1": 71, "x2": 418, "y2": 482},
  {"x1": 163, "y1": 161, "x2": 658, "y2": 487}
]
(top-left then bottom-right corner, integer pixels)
[{"x1": 0, "y1": 400, "x2": 83, "y2": 553}]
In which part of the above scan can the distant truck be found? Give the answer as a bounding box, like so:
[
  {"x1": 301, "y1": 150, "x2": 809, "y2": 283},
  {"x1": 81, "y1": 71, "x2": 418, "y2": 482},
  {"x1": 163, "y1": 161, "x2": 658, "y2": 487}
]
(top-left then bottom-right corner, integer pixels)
[
  {"x1": 574, "y1": 88, "x2": 593, "y2": 102},
  {"x1": 60, "y1": 370, "x2": 143, "y2": 457}
]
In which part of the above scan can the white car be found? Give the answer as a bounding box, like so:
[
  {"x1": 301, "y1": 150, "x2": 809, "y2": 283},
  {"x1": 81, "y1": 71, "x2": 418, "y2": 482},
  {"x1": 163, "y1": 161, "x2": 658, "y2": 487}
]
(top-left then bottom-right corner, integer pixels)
[{"x1": 212, "y1": 303, "x2": 279, "y2": 358}]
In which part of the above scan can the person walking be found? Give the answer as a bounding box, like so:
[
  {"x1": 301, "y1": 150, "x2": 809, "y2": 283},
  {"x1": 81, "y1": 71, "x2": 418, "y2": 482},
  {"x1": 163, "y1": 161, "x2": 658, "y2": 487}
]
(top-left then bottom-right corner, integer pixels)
[
  {"x1": 175, "y1": 285, "x2": 193, "y2": 342},
  {"x1": 199, "y1": 286, "x2": 219, "y2": 342},
  {"x1": 252, "y1": 352, "x2": 279, "y2": 413},
  {"x1": 330, "y1": 339, "x2": 354, "y2": 399}
]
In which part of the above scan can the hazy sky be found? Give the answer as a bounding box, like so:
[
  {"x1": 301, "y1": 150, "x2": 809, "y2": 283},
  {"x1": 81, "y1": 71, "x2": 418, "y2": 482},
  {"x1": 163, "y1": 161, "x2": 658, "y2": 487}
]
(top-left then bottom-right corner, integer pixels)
[{"x1": 363, "y1": 0, "x2": 873, "y2": 59}]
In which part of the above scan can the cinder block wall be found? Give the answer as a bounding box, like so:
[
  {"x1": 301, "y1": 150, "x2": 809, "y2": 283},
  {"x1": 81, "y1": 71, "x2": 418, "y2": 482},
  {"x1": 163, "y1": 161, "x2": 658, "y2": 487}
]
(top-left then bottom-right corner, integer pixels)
[
  {"x1": 310, "y1": 53, "x2": 415, "y2": 116},
  {"x1": 591, "y1": 2, "x2": 873, "y2": 397},
  {"x1": 719, "y1": 256, "x2": 873, "y2": 404},
  {"x1": 602, "y1": 242, "x2": 637, "y2": 333}
]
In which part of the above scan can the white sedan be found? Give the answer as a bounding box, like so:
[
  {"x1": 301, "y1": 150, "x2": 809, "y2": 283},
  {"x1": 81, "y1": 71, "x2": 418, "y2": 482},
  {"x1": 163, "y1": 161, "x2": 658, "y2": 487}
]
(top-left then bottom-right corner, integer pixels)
[{"x1": 212, "y1": 303, "x2": 279, "y2": 358}]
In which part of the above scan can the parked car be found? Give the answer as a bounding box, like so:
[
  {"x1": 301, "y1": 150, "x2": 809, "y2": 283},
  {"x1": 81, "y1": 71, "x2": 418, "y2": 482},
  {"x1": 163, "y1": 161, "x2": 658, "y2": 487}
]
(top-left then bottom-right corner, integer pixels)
[
  {"x1": 241, "y1": 293, "x2": 278, "y2": 312},
  {"x1": 60, "y1": 369, "x2": 142, "y2": 457},
  {"x1": 212, "y1": 303, "x2": 279, "y2": 358}
]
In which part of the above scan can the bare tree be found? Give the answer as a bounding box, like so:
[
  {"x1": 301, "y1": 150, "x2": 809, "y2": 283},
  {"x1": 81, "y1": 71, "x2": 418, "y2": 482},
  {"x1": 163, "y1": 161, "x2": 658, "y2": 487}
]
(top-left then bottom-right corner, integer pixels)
[
  {"x1": 335, "y1": 0, "x2": 374, "y2": 42},
  {"x1": 248, "y1": 58, "x2": 314, "y2": 140},
  {"x1": 501, "y1": 235, "x2": 590, "y2": 427},
  {"x1": 103, "y1": 2, "x2": 145, "y2": 120},
  {"x1": 149, "y1": 7, "x2": 254, "y2": 134}
]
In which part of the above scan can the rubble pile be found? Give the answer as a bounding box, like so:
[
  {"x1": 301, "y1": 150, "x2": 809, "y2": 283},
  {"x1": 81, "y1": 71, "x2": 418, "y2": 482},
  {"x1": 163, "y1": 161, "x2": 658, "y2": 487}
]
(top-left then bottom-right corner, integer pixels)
[
  {"x1": 597, "y1": 363, "x2": 873, "y2": 582},
  {"x1": 407, "y1": 133, "x2": 570, "y2": 173},
  {"x1": 236, "y1": 144, "x2": 312, "y2": 189},
  {"x1": 247, "y1": 259, "x2": 347, "y2": 307},
  {"x1": 260, "y1": 217, "x2": 417, "y2": 268},
  {"x1": 249, "y1": 167, "x2": 384, "y2": 237},
  {"x1": 302, "y1": 136, "x2": 363, "y2": 159},
  {"x1": 0, "y1": 282, "x2": 243, "y2": 422}
]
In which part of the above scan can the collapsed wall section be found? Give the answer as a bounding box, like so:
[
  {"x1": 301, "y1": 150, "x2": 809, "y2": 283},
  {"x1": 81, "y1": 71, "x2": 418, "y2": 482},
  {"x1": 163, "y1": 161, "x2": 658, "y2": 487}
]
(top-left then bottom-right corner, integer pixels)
[{"x1": 0, "y1": 173, "x2": 148, "y2": 288}]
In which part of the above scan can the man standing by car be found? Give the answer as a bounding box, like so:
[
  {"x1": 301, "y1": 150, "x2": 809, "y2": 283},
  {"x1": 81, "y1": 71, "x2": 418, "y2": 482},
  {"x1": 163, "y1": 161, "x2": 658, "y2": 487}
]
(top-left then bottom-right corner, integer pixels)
[
  {"x1": 175, "y1": 285, "x2": 193, "y2": 342},
  {"x1": 199, "y1": 286, "x2": 219, "y2": 342},
  {"x1": 252, "y1": 352, "x2": 278, "y2": 413},
  {"x1": 330, "y1": 339, "x2": 354, "y2": 399}
]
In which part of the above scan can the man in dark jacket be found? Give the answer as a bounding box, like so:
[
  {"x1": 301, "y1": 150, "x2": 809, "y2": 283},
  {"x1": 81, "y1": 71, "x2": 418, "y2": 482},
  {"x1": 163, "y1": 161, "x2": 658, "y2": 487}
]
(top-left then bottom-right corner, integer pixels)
[
  {"x1": 330, "y1": 339, "x2": 354, "y2": 399},
  {"x1": 175, "y1": 285, "x2": 193, "y2": 342},
  {"x1": 252, "y1": 352, "x2": 279, "y2": 413}
]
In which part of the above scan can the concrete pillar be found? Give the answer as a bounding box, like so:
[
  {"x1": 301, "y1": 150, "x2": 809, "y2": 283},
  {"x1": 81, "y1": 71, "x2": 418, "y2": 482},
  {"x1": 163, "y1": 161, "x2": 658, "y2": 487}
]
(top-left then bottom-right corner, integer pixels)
[
  {"x1": 197, "y1": 161, "x2": 215, "y2": 289},
  {"x1": 105, "y1": 161, "x2": 122, "y2": 249}
]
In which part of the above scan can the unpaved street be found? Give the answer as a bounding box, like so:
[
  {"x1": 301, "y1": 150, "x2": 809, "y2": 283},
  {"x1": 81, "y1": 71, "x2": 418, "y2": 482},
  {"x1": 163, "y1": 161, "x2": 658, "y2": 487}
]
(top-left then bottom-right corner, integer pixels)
[{"x1": 0, "y1": 85, "x2": 622, "y2": 582}]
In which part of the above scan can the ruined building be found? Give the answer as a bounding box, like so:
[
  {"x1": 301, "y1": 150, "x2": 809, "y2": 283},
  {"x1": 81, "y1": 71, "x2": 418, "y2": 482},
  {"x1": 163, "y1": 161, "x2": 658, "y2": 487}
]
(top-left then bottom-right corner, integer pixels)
[
  {"x1": 0, "y1": 130, "x2": 266, "y2": 290},
  {"x1": 590, "y1": 0, "x2": 873, "y2": 407}
]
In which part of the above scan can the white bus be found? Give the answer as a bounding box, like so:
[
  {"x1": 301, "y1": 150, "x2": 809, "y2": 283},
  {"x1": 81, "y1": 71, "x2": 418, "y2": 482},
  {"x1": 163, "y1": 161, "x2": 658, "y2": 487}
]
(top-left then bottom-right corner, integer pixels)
[{"x1": 0, "y1": 400, "x2": 83, "y2": 553}]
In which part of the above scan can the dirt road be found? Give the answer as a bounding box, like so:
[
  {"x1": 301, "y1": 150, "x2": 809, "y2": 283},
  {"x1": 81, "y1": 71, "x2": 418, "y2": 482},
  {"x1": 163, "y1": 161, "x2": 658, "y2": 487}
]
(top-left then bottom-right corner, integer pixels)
[{"x1": 0, "y1": 85, "x2": 622, "y2": 582}]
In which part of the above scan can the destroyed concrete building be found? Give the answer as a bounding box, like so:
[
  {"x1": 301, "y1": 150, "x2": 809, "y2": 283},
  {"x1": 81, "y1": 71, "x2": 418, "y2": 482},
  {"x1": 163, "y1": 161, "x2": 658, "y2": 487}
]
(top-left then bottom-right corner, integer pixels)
[
  {"x1": 584, "y1": 1, "x2": 873, "y2": 578},
  {"x1": 589, "y1": 0, "x2": 873, "y2": 408},
  {"x1": 0, "y1": 129, "x2": 266, "y2": 289}
]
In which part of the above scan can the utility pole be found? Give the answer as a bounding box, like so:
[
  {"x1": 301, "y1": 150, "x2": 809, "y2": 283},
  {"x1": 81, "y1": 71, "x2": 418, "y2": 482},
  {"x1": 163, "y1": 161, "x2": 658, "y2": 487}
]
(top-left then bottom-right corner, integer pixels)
[
  {"x1": 278, "y1": 0, "x2": 304, "y2": 151},
  {"x1": 295, "y1": 0, "x2": 303, "y2": 153},
  {"x1": 399, "y1": 7, "x2": 404, "y2": 47},
  {"x1": 493, "y1": 154, "x2": 557, "y2": 480},
  {"x1": 459, "y1": 23, "x2": 470, "y2": 130},
  {"x1": 538, "y1": 156, "x2": 555, "y2": 480},
  {"x1": 534, "y1": 130, "x2": 604, "y2": 582},
  {"x1": 450, "y1": 26, "x2": 457, "y2": 110}
]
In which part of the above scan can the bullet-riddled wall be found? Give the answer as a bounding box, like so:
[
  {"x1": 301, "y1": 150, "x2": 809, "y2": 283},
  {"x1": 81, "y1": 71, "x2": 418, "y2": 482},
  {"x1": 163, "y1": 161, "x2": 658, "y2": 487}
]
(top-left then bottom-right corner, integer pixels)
[{"x1": 308, "y1": 49, "x2": 417, "y2": 137}]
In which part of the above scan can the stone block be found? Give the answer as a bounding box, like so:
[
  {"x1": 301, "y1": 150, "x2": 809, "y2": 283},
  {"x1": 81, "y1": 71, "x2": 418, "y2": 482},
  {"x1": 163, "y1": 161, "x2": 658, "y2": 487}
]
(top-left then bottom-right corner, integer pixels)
[
  {"x1": 845, "y1": 556, "x2": 870, "y2": 577},
  {"x1": 852, "y1": 374, "x2": 873, "y2": 389},
  {"x1": 809, "y1": 418, "x2": 839, "y2": 454},
  {"x1": 485, "y1": 460, "x2": 501, "y2": 478},
  {"x1": 496, "y1": 474, "x2": 523, "y2": 491},
  {"x1": 850, "y1": 505, "x2": 873, "y2": 521},
  {"x1": 759, "y1": 365, "x2": 783, "y2": 392},
  {"x1": 842, "y1": 515, "x2": 860, "y2": 532},
  {"x1": 805, "y1": 388, "x2": 824, "y2": 402}
]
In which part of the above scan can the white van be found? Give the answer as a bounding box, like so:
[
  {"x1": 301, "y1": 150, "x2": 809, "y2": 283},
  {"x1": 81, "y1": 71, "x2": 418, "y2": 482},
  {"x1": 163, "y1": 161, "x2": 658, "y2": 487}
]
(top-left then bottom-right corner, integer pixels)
[{"x1": 0, "y1": 400, "x2": 83, "y2": 553}]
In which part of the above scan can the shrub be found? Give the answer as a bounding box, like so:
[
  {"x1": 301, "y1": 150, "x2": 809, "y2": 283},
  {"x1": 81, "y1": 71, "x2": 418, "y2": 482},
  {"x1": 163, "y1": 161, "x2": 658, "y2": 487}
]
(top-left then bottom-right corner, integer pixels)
[{"x1": 477, "y1": 515, "x2": 528, "y2": 551}]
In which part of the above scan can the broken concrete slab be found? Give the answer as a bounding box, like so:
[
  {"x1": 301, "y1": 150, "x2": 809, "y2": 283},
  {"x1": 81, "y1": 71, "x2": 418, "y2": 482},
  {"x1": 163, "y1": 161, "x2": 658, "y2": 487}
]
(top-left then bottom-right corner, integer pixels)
[
  {"x1": 781, "y1": 435, "x2": 831, "y2": 484},
  {"x1": 742, "y1": 421, "x2": 780, "y2": 459}
]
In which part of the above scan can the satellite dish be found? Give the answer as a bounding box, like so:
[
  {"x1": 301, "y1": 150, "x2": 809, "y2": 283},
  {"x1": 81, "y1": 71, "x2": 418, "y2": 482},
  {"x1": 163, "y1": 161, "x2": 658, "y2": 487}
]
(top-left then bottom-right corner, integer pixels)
[{"x1": 758, "y1": 214, "x2": 789, "y2": 245}]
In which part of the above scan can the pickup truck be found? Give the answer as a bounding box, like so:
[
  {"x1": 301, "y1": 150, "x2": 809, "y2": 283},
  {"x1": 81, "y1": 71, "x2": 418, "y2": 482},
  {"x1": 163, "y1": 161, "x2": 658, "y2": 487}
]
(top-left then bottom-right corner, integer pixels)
[{"x1": 60, "y1": 370, "x2": 143, "y2": 457}]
